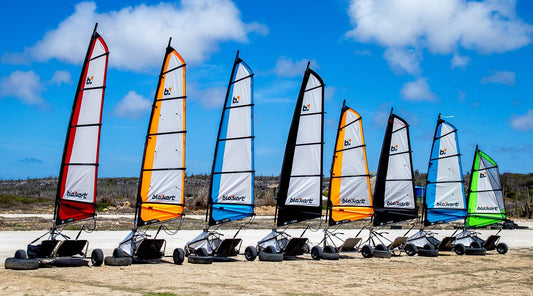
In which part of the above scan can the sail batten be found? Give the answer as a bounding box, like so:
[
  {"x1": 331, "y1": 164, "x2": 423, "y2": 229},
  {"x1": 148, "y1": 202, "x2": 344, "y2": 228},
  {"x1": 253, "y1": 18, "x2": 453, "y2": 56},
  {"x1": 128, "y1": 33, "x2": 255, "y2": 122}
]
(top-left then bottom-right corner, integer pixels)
[
  {"x1": 328, "y1": 102, "x2": 373, "y2": 226},
  {"x1": 276, "y1": 66, "x2": 324, "y2": 227},
  {"x1": 373, "y1": 112, "x2": 417, "y2": 226},
  {"x1": 135, "y1": 43, "x2": 186, "y2": 227},
  {"x1": 54, "y1": 24, "x2": 109, "y2": 226},
  {"x1": 207, "y1": 53, "x2": 255, "y2": 226},
  {"x1": 423, "y1": 115, "x2": 467, "y2": 226}
]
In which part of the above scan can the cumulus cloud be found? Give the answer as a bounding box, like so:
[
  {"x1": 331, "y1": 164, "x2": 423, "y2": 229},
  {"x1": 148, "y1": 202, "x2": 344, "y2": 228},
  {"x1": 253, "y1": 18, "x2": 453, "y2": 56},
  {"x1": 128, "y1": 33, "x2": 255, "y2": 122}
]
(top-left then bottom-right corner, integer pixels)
[
  {"x1": 50, "y1": 70, "x2": 72, "y2": 85},
  {"x1": 400, "y1": 78, "x2": 436, "y2": 102},
  {"x1": 482, "y1": 70, "x2": 516, "y2": 86},
  {"x1": 0, "y1": 70, "x2": 45, "y2": 105},
  {"x1": 510, "y1": 109, "x2": 533, "y2": 131},
  {"x1": 451, "y1": 53, "x2": 470, "y2": 69},
  {"x1": 113, "y1": 90, "x2": 151, "y2": 119},
  {"x1": 3, "y1": 1, "x2": 266, "y2": 72},
  {"x1": 383, "y1": 47, "x2": 421, "y2": 75},
  {"x1": 273, "y1": 57, "x2": 318, "y2": 77},
  {"x1": 189, "y1": 85, "x2": 226, "y2": 109},
  {"x1": 346, "y1": 0, "x2": 532, "y2": 71}
]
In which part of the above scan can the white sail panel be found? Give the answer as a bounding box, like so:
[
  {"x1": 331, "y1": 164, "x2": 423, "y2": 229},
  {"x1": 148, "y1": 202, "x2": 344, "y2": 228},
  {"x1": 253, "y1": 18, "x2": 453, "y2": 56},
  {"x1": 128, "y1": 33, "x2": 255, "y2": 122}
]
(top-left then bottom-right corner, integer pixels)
[
  {"x1": 217, "y1": 173, "x2": 252, "y2": 204},
  {"x1": 62, "y1": 166, "x2": 96, "y2": 202},
  {"x1": 286, "y1": 176, "x2": 321, "y2": 206},
  {"x1": 339, "y1": 177, "x2": 371, "y2": 206},
  {"x1": 290, "y1": 145, "x2": 321, "y2": 175},
  {"x1": 384, "y1": 180, "x2": 415, "y2": 208},
  {"x1": 146, "y1": 170, "x2": 183, "y2": 204}
]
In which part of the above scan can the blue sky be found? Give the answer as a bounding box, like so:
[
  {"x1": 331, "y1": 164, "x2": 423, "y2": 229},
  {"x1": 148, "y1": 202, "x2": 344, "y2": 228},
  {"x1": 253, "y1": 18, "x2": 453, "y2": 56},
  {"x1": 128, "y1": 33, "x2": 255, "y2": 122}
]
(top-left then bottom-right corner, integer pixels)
[{"x1": 1, "y1": 0, "x2": 532, "y2": 179}]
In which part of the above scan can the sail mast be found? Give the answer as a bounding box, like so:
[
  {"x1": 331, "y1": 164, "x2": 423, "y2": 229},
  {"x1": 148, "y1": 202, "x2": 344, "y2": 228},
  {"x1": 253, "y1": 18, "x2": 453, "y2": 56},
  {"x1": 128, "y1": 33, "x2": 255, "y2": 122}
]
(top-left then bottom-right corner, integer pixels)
[
  {"x1": 53, "y1": 23, "x2": 109, "y2": 227},
  {"x1": 134, "y1": 38, "x2": 186, "y2": 228}
]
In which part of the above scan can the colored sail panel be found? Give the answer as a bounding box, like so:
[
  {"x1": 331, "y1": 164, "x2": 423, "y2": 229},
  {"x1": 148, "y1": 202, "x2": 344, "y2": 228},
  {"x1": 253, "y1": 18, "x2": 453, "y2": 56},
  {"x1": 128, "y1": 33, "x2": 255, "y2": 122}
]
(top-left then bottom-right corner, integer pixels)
[
  {"x1": 373, "y1": 113, "x2": 417, "y2": 226},
  {"x1": 208, "y1": 55, "x2": 254, "y2": 225},
  {"x1": 277, "y1": 67, "x2": 324, "y2": 227},
  {"x1": 55, "y1": 27, "x2": 109, "y2": 225},
  {"x1": 424, "y1": 117, "x2": 466, "y2": 226},
  {"x1": 466, "y1": 148, "x2": 505, "y2": 227},
  {"x1": 137, "y1": 45, "x2": 186, "y2": 227},
  {"x1": 329, "y1": 104, "x2": 373, "y2": 225}
]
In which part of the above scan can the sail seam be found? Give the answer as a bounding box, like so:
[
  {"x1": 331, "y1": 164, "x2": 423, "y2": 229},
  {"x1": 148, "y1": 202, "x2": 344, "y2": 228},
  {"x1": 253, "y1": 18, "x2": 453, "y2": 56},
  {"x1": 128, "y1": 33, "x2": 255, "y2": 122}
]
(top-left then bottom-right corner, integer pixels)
[
  {"x1": 430, "y1": 153, "x2": 461, "y2": 161},
  {"x1": 218, "y1": 135, "x2": 254, "y2": 141},
  {"x1": 305, "y1": 85, "x2": 323, "y2": 92},
  {"x1": 162, "y1": 63, "x2": 185, "y2": 75},
  {"x1": 470, "y1": 189, "x2": 503, "y2": 193},
  {"x1": 155, "y1": 95, "x2": 186, "y2": 102},
  {"x1": 213, "y1": 170, "x2": 255, "y2": 174},
  {"x1": 89, "y1": 52, "x2": 109, "y2": 61},
  {"x1": 143, "y1": 168, "x2": 186, "y2": 171},
  {"x1": 290, "y1": 174, "x2": 321, "y2": 177},
  {"x1": 294, "y1": 141, "x2": 322, "y2": 147},
  {"x1": 435, "y1": 129, "x2": 456, "y2": 140},
  {"x1": 231, "y1": 73, "x2": 253, "y2": 85},
  {"x1": 71, "y1": 123, "x2": 101, "y2": 128},
  {"x1": 336, "y1": 144, "x2": 365, "y2": 153},
  {"x1": 340, "y1": 117, "x2": 361, "y2": 130},
  {"x1": 225, "y1": 103, "x2": 254, "y2": 110},
  {"x1": 81, "y1": 86, "x2": 105, "y2": 91},
  {"x1": 331, "y1": 174, "x2": 370, "y2": 178},
  {"x1": 148, "y1": 130, "x2": 186, "y2": 136},
  {"x1": 427, "y1": 180, "x2": 463, "y2": 184},
  {"x1": 64, "y1": 163, "x2": 98, "y2": 166},
  {"x1": 300, "y1": 111, "x2": 323, "y2": 117}
]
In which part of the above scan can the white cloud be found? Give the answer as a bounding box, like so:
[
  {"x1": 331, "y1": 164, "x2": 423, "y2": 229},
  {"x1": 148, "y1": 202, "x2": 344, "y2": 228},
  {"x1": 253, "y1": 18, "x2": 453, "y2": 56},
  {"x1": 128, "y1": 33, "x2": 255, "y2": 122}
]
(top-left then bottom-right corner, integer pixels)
[
  {"x1": 50, "y1": 70, "x2": 72, "y2": 85},
  {"x1": 0, "y1": 70, "x2": 45, "y2": 105},
  {"x1": 346, "y1": 0, "x2": 533, "y2": 54},
  {"x1": 113, "y1": 90, "x2": 151, "y2": 119},
  {"x1": 451, "y1": 53, "x2": 470, "y2": 69},
  {"x1": 400, "y1": 78, "x2": 436, "y2": 102},
  {"x1": 273, "y1": 57, "x2": 318, "y2": 77},
  {"x1": 189, "y1": 85, "x2": 226, "y2": 109},
  {"x1": 4, "y1": 1, "x2": 266, "y2": 72},
  {"x1": 383, "y1": 47, "x2": 421, "y2": 75},
  {"x1": 482, "y1": 70, "x2": 516, "y2": 86},
  {"x1": 510, "y1": 109, "x2": 533, "y2": 131},
  {"x1": 325, "y1": 86, "x2": 337, "y2": 101}
]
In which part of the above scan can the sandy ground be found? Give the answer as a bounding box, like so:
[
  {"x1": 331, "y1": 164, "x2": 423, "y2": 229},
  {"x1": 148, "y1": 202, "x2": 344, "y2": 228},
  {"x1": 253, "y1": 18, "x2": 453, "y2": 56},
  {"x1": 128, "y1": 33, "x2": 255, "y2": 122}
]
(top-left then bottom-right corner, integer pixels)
[{"x1": 0, "y1": 223, "x2": 532, "y2": 296}]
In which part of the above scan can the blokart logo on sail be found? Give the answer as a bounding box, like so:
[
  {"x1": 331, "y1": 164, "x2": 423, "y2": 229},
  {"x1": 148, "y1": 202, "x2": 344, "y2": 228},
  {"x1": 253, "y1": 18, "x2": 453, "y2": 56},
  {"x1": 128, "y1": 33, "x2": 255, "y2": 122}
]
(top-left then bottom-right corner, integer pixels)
[
  {"x1": 390, "y1": 144, "x2": 399, "y2": 152},
  {"x1": 344, "y1": 139, "x2": 352, "y2": 147},
  {"x1": 151, "y1": 194, "x2": 176, "y2": 201},
  {"x1": 221, "y1": 195, "x2": 246, "y2": 202},
  {"x1": 86, "y1": 76, "x2": 94, "y2": 85},
  {"x1": 480, "y1": 171, "x2": 487, "y2": 178},
  {"x1": 341, "y1": 198, "x2": 366, "y2": 204},
  {"x1": 66, "y1": 191, "x2": 88, "y2": 199},
  {"x1": 436, "y1": 201, "x2": 460, "y2": 207},
  {"x1": 289, "y1": 197, "x2": 313, "y2": 204},
  {"x1": 477, "y1": 205, "x2": 498, "y2": 211},
  {"x1": 164, "y1": 87, "x2": 172, "y2": 96},
  {"x1": 302, "y1": 104, "x2": 311, "y2": 112},
  {"x1": 440, "y1": 148, "x2": 447, "y2": 155},
  {"x1": 232, "y1": 95, "x2": 240, "y2": 104},
  {"x1": 387, "y1": 200, "x2": 411, "y2": 207}
]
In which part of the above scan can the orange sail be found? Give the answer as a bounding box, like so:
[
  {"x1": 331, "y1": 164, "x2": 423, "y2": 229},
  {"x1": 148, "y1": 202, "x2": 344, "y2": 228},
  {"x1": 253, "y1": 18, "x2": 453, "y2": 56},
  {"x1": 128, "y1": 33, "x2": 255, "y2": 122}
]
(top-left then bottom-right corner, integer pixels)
[
  {"x1": 328, "y1": 101, "x2": 373, "y2": 225},
  {"x1": 135, "y1": 41, "x2": 186, "y2": 226}
]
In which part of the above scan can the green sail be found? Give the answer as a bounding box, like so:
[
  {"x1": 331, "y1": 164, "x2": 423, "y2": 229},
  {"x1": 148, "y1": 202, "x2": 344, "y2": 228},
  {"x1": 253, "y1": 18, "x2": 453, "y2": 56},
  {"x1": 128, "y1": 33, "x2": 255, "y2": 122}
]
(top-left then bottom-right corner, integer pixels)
[{"x1": 466, "y1": 147, "x2": 505, "y2": 227}]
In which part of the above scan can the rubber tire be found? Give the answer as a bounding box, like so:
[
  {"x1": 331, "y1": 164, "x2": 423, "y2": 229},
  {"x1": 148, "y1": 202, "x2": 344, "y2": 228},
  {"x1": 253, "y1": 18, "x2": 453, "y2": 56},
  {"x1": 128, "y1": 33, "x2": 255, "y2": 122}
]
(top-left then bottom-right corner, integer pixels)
[
  {"x1": 258, "y1": 252, "x2": 283, "y2": 262},
  {"x1": 418, "y1": 248, "x2": 439, "y2": 257},
  {"x1": 14, "y1": 249, "x2": 27, "y2": 260},
  {"x1": 454, "y1": 243, "x2": 466, "y2": 256},
  {"x1": 195, "y1": 247, "x2": 209, "y2": 257},
  {"x1": 264, "y1": 245, "x2": 277, "y2": 254},
  {"x1": 324, "y1": 245, "x2": 337, "y2": 254},
  {"x1": 188, "y1": 255, "x2": 213, "y2": 264},
  {"x1": 361, "y1": 245, "x2": 374, "y2": 258},
  {"x1": 373, "y1": 249, "x2": 392, "y2": 258},
  {"x1": 470, "y1": 241, "x2": 482, "y2": 249},
  {"x1": 321, "y1": 252, "x2": 340, "y2": 260},
  {"x1": 104, "y1": 256, "x2": 132, "y2": 266},
  {"x1": 244, "y1": 246, "x2": 258, "y2": 261},
  {"x1": 423, "y1": 243, "x2": 435, "y2": 250},
  {"x1": 4, "y1": 258, "x2": 39, "y2": 270},
  {"x1": 91, "y1": 249, "x2": 104, "y2": 266},
  {"x1": 375, "y1": 244, "x2": 388, "y2": 251},
  {"x1": 311, "y1": 246, "x2": 323, "y2": 260},
  {"x1": 173, "y1": 248, "x2": 185, "y2": 265},
  {"x1": 466, "y1": 247, "x2": 486, "y2": 256},
  {"x1": 404, "y1": 243, "x2": 417, "y2": 256},
  {"x1": 496, "y1": 242, "x2": 508, "y2": 254},
  {"x1": 113, "y1": 248, "x2": 127, "y2": 258}
]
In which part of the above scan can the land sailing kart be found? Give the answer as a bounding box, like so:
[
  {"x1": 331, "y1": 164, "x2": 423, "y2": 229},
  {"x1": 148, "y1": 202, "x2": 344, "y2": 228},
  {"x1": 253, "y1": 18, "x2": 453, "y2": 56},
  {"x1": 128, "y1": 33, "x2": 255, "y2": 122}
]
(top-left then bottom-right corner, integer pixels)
[
  {"x1": 185, "y1": 226, "x2": 244, "y2": 264},
  {"x1": 244, "y1": 227, "x2": 311, "y2": 262}
]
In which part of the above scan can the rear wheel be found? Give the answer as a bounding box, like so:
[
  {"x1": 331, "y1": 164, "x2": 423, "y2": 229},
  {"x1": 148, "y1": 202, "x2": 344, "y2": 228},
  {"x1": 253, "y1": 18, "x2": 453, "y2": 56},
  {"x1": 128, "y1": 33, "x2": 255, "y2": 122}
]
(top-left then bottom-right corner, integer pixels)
[
  {"x1": 324, "y1": 245, "x2": 337, "y2": 254},
  {"x1": 470, "y1": 241, "x2": 482, "y2": 249},
  {"x1": 91, "y1": 249, "x2": 104, "y2": 266},
  {"x1": 264, "y1": 245, "x2": 277, "y2": 254},
  {"x1": 113, "y1": 248, "x2": 126, "y2": 258},
  {"x1": 404, "y1": 243, "x2": 417, "y2": 256},
  {"x1": 311, "y1": 246, "x2": 323, "y2": 260},
  {"x1": 496, "y1": 242, "x2": 508, "y2": 254},
  {"x1": 195, "y1": 247, "x2": 209, "y2": 257},
  {"x1": 173, "y1": 248, "x2": 185, "y2": 265},
  {"x1": 361, "y1": 245, "x2": 374, "y2": 258},
  {"x1": 454, "y1": 243, "x2": 466, "y2": 256},
  {"x1": 14, "y1": 249, "x2": 27, "y2": 260},
  {"x1": 423, "y1": 243, "x2": 435, "y2": 250},
  {"x1": 244, "y1": 246, "x2": 258, "y2": 261},
  {"x1": 375, "y1": 244, "x2": 388, "y2": 251}
]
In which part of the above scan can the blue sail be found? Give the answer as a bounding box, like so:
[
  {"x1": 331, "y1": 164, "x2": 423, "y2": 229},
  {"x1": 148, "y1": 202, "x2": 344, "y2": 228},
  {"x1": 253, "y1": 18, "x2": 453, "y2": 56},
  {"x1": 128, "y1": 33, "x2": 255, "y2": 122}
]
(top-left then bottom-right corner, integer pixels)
[
  {"x1": 424, "y1": 116, "x2": 467, "y2": 226},
  {"x1": 208, "y1": 53, "x2": 254, "y2": 225}
]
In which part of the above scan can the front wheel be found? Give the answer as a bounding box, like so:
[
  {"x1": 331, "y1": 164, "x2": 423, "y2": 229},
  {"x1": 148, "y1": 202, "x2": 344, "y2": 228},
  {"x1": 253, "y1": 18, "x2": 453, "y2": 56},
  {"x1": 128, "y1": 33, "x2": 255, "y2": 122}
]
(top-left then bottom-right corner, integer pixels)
[
  {"x1": 496, "y1": 242, "x2": 508, "y2": 254},
  {"x1": 404, "y1": 243, "x2": 417, "y2": 256},
  {"x1": 14, "y1": 249, "x2": 27, "y2": 260},
  {"x1": 361, "y1": 245, "x2": 374, "y2": 258},
  {"x1": 454, "y1": 243, "x2": 466, "y2": 256},
  {"x1": 173, "y1": 248, "x2": 185, "y2": 265},
  {"x1": 244, "y1": 246, "x2": 258, "y2": 261},
  {"x1": 311, "y1": 246, "x2": 323, "y2": 260},
  {"x1": 91, "y1": 249, "x2": 104, "y2": 266}
]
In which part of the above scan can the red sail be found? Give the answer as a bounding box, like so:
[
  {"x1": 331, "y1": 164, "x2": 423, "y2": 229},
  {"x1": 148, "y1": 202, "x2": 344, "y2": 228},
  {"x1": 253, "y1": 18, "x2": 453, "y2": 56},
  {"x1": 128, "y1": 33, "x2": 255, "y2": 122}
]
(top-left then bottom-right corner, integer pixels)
[{"x1": 55, "y1": 25, "x2": 109, "y2": 225}]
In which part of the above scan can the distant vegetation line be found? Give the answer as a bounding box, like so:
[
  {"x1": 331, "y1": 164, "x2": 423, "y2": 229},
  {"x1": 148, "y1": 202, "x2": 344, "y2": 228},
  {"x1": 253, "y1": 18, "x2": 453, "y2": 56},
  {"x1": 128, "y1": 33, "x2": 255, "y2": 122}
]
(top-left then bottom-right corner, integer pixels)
[{"x1": 0, "y1": 172, "x2": 531, "y2": 218}]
